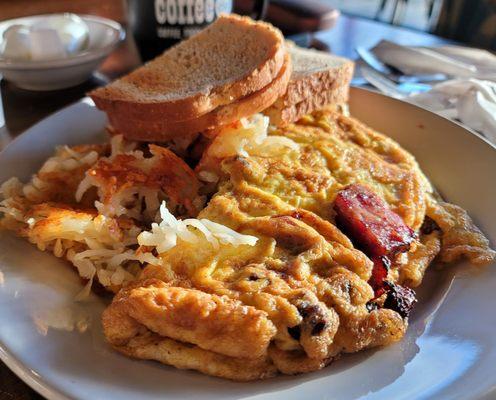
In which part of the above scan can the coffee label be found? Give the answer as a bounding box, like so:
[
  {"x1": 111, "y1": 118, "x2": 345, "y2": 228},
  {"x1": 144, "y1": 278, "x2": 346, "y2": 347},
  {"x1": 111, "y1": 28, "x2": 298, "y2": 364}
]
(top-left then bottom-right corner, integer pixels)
[{"x1": 154, "y1": 0, "x2": 232, "y2": 38}]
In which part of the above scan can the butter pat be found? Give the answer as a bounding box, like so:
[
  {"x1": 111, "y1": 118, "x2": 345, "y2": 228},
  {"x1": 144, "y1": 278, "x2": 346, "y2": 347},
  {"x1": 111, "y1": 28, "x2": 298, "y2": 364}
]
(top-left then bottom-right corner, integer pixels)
[
  {"x1": 29, "y1": 28, "x2": 66, "y2": 60},
  {"x1": 1, "y1": 13, "x2": 89, "y2": 61},
  {"x1": 32, "y1": 14, "x2": 89, "y2": 56},
  {"x1": 2, "y1": 25, "x2": 31, "y2": 59}
]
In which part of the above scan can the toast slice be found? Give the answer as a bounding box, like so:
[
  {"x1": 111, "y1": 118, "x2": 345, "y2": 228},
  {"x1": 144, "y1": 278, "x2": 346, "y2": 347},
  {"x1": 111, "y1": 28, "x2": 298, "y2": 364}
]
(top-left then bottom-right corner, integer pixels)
[
  {"x1": 108, "y1": 55, "x2": 291, "y2": 141},
  {"x1": 90, "y1": 14, "x2": 286, "y2": 122},
  {"x1": 264, "y1": 46, "x2": 354, "y2": 126}
]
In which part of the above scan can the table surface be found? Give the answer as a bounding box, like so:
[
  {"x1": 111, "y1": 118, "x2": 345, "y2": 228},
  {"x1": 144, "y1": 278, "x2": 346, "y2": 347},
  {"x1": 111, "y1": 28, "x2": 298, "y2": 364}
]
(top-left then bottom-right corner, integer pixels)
[{"x1": 0, "y1": 13, "x2": 451, "y2": 400}]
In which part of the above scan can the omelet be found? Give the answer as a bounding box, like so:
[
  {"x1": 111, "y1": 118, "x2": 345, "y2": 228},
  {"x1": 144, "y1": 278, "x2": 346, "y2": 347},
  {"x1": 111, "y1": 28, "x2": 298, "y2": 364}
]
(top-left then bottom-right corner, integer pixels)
[
  {"x1": 101, "y1": 108, "x2": 494, "y2": 380},
  {"x1": 103, "y1": 192, "x2": 405, "y2": 380}
]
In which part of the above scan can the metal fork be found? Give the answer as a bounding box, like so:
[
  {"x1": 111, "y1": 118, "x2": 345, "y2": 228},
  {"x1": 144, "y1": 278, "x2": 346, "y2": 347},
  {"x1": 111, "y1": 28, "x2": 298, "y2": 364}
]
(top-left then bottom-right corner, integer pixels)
[
  {"x1": 355, "y1": 46, "x2": 447, "y2": 84},
  {"x1": 358, "y1": 64, "x2": 432, "y2": 98}
]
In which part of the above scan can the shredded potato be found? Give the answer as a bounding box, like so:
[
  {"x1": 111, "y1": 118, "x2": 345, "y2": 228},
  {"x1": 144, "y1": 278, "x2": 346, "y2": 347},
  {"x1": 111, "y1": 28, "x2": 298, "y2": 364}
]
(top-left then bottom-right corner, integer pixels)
[
  {"x1": 0, "y1": 136, "x2": 202, "y2": 297},
  {"x1": 77, "y1": 137, "x2": 204, "y2": 221},
  {"x1": 211, "y1": 114, "x2": 298, "y2": 158},
  {"x1": 138, "y1": 202, "x2": 258, "y2": 253},
  {"x1": 197, "y1": 114, "x2": 299, "y2": 183}
]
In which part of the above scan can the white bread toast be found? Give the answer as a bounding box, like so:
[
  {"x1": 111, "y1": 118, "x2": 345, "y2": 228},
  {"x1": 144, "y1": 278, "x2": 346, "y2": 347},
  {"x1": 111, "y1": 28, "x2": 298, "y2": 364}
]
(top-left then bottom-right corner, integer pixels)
[
  {"x1": 264, "y1": 46, "x2": 354, "y2": 126},
  {"x1": 90, "y1": 16, "x2": 354, "y2": 142},
  {"x1": 90, "y1": 14, "x2": 286, "y2": 122},
  {"x1": 108, "y1": 55, "x2": 291, "y2": 141}
]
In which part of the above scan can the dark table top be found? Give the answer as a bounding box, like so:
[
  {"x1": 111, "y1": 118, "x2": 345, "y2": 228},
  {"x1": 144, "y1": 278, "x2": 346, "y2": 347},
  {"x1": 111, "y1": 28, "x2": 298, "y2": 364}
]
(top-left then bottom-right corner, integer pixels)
[{"x1": 0, "y1": 13, "x2": 451, "y2": 400}]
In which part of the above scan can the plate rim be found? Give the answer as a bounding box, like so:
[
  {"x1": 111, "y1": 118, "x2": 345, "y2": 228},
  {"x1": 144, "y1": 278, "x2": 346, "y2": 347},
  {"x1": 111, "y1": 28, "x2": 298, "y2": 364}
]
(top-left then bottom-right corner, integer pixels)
[
  {"x1": 349, "y1": 86, "x2": 496, "y2": 152},
  {"x1": 0, "y1": 341, "x2": 71, "y2": 400}
]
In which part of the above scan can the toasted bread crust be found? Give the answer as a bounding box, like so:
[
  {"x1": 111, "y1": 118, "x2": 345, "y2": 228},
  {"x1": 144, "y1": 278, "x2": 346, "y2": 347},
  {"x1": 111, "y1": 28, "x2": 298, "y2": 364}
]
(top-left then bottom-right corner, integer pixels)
[
  {"x1": 264, "y1": 57, "x2": 354, "y2": 126},
  {"x1": 90, "y1": 15, "x2": 286, "y2": 122},
  {"x1": 108, "y1": 55, "x2": 291, "y2": 141}
]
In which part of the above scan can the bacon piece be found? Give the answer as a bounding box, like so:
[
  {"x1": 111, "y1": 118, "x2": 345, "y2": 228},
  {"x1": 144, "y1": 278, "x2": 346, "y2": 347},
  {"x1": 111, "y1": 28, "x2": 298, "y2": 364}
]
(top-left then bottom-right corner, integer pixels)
[
  {"x1": 369, "y1": 256, "x2": 390, "y2": 297},
  {"x1": 420, "y1": 216, "x2": 440, "y2": 235},
  {"x1": 333, "y1": 184, "x2": 415, "y2": 258},
  {"x1": 383, "y1": 282, "x2": 417, "y2": 318},
  {"x1": 365, "y1": 282, "x2": 417, "y2": 318}
]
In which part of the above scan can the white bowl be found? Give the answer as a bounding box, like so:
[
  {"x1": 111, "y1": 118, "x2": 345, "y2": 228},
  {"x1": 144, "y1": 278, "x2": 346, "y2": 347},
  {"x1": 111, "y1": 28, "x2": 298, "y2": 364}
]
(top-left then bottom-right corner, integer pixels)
[{"x1": 0, "y1": 14, "x2": 124, "y2": 91}]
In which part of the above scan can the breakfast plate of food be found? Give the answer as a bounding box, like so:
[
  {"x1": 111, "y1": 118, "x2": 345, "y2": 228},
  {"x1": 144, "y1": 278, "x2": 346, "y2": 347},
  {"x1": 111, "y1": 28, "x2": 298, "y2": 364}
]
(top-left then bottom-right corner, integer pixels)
[{"x1": 0, "y1": 14, "x2": 495, "y2": 400}]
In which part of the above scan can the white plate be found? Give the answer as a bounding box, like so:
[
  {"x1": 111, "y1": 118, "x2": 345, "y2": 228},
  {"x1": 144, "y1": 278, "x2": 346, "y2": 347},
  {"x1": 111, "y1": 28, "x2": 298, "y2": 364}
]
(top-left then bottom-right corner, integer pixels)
[{"x1": 1, "y1": 88, "x2": 495, "y2": 400}]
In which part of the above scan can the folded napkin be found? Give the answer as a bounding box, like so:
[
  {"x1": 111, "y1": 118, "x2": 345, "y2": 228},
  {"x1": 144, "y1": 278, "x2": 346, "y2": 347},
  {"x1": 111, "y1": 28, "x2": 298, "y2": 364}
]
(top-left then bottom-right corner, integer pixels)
[
  {"x1": 370, "y1": 40, "x2": 496, "y2": 142},
  {"x1": 410, "y1": 79, "x2": 496, "y2": 142},
  {"x1": 372, "y1": 40, "x2": 496, "y2": 80}
]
